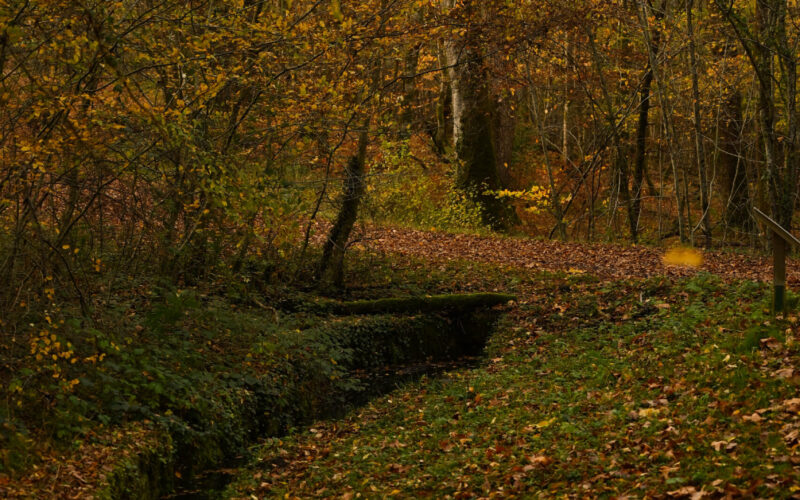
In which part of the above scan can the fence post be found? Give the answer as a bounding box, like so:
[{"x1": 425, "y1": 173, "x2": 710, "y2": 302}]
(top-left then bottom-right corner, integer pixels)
[{"x1": 774, "y1": 232, "x2": 786, "y2": 313}]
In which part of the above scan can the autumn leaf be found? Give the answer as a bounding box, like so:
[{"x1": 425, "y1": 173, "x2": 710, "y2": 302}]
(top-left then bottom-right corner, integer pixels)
[{"x1": 534, "y1": 417, "x2": 556, "y2": 429}]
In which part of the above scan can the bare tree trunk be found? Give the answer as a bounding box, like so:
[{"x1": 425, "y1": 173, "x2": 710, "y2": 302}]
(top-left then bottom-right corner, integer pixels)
[
  {"x1": 637, "y1": 0, "x2": 687, "y2": 242},
  {"x1": 718, "y1": 88, "x2": 751, "y2": 230},
  {"x1": 399, "y1": 42, "x2": 421, "y2": 140},
  {"x1": 687, "y1": 0, "x2": 712, "y2": 246},
  {"x1": 317, "y1": 130, "x2": 369, "y2": 287},
  {"x1": 632, "y1": 2, "x2": 663, "y2": 242},
  {"x1": 431, "y1": 44, "x2": 449, "y2": 154},
  {"x1": 493, "y1": 93, "x2": 516, "y2": 187},
  {"x1": 441, "y1": 0, "x2": 465, "y2": 149}
]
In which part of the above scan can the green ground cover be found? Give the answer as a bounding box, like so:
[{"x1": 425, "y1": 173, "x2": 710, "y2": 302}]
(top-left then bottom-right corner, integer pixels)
[{"x1": 227, "y1": 265, "x2": 800, "y2": 498}]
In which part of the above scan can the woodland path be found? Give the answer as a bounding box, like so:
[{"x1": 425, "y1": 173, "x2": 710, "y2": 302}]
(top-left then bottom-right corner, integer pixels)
[{"x1": 360, "y1": 226, "x2": 800, "y2": 284}]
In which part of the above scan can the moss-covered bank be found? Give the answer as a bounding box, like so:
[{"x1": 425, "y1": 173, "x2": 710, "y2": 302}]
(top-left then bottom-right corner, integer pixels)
[{"x1": 90, "y1": 294, "x2": 512, "y2": 499}]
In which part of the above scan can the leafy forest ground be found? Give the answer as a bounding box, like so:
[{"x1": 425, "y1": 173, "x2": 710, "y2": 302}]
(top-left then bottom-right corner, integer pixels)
[
  {"x1": 228, "y1": 229, "x2": 800, "y2": 499},
  {"x1": 5, "y1": 224, "x2": 800, "y2": 498}
]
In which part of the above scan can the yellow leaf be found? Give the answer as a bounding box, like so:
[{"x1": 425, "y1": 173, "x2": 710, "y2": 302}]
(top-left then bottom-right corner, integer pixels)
[
  {"x1": 535, "y1": 417, "x2": 557, "y2": 429},
  {"x1": 637, "y1": 407, "x2": 660, "y2": 418}
]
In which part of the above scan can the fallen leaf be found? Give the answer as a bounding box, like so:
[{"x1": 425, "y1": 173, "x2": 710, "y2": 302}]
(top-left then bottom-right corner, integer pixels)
[
  {"x1": 784, "y1": 398, "x2": 800, "y2": 412},
  {"x1": 638, "y1": 407, "x2": 661, "y2": 418},
  {"x1": 527, "y1": 455, "x2": 552, "y2": 466},
  {"x1": 760, "y1": 337, "x2": 783, "y2": 351},
  {"x1": 742, "y1": 412, "x2": 763, "y2": 423},
  {"x1": 534, "y1": 417, "x2": 556, "y2": 429}
]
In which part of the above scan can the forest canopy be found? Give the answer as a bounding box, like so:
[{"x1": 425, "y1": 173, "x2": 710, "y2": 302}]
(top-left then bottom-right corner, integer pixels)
[{"x1": 1, "y1": 0, "x2": 798, "y2": 298}]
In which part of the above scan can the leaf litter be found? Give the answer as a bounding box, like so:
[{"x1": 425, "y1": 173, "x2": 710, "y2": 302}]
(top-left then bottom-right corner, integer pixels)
[{"x1": 228, "y1": 226, "x2": 800, "y2": 498}]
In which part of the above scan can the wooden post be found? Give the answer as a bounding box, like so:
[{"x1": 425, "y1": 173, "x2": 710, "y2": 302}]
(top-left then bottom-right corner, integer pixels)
[
  {"x1": 753, "y1": 208, "x2": 799, "y2": 314},
  {"x1": 774, "y1": 232, "x2": 786, "y2": 313}
]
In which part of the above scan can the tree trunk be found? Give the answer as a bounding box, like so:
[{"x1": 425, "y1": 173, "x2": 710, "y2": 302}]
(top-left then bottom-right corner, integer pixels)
[
  {"x1": 718, "y1": 89, "x2": 751, "y2": 229},
  {"x1": 456, "y1": 75, "x2": 517, "y2": 229},
  {"x1": 687, "y1": 0, "x2": 712, "y2": 246},
  {"x1": 632, "y1": 2, "x2": 663, "y2": 243},
  {"x1": 637, "y1": 0, "x2": 687, "y2": 242},
  {"x1": 399, "y1": 42, "x2": 421, "y2": 139},
  {"x1": 317, "y1": 131, "x2": 369, "y2": 287},
  {"x1": 441, "y1": 0, "x2": 517, "y2": 230},
  {"x1": 442, "y1": 7, "x2": 465, "y2": 149},
  {"x1": 492, "y1": 93, "x2": 516, "y2": 188}
]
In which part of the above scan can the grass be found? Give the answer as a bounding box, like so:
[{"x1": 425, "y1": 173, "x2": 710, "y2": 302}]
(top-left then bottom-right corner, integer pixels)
[{"x1": 226, "y1": 263, "x2": 800, "y2": 498}]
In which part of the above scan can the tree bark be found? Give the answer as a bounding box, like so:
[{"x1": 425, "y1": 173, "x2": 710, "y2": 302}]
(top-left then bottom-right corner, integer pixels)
[
  {"x1": 317, "y1": 130, "x2": 369, "y2": 287},
  {"x1": 718, "y1": 88, "x2": 751, "y2": 229},
  {"x1": 687, "y1": 0, "x2": 712, "y2": 246}
]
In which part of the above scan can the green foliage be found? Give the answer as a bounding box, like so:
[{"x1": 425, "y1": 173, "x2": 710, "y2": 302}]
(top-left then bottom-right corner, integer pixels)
[
  {"x1": 0, "y1": 258, "x2": 505, "y2": 483},
  {"x1": 0, "y1": 414, "x2": 33, "y2": 473},
  {"x1": 363, "y1": 144, "x2": 484, "y2": 231}
]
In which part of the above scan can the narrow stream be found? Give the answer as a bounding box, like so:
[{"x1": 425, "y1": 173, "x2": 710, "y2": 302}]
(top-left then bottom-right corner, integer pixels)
[{"x1": 162, "y1": 356, "x2": 483, "y2": 499}]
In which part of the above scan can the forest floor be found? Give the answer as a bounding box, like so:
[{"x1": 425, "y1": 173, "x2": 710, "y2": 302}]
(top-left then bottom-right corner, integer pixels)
[
  {"x1": 360, "y1": 226, "x2": 799, "y2": 284},
  {"x1": 5, "y1": 227, "x2": 800, "y2": 499},
  {"x1": 226, "y1": 226, "x2": 800, "y2": 499}
]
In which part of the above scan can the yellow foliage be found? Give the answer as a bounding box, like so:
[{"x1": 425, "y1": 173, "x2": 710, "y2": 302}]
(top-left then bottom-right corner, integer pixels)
[
  {"x1": 534, "y1": 417, "x2": 557, "y2": 429},
  {"x1": 487, "y1": 185, "x2": 551, "y2": 214}
]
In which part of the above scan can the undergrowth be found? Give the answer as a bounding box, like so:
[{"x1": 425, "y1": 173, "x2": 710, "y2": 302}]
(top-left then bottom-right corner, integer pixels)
[{"x1": 0, "y1": 250, "x2": 504, "y2": 482}]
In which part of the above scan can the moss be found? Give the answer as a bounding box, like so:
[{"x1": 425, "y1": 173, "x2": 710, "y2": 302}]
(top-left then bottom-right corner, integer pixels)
[{"x1": 323, "y1": 292, "x2": 516, "y2": 315}]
